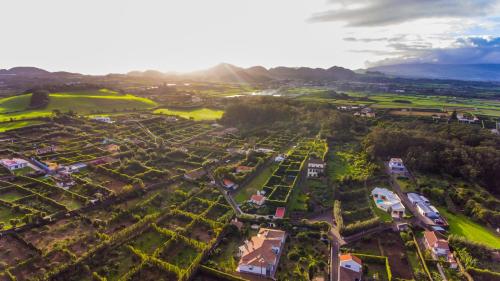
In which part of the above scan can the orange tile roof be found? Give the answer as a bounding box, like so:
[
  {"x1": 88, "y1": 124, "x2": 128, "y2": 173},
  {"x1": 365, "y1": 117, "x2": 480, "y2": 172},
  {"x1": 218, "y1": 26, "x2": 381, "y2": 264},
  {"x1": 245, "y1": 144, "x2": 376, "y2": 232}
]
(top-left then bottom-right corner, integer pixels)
[
  {"x1": 340, "y1": 254, "x2": 362, "y2": 265},
  {"x1": 239, "y1": 228, "x2": 286, "y2": 267}
]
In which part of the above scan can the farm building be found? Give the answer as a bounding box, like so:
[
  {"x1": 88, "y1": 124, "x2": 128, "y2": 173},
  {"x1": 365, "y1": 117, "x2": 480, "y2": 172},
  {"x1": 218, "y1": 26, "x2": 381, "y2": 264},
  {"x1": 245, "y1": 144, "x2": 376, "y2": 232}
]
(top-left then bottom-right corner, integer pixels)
[
  {"x1": 339, "y1": 254, "x2": 363, "y2": 281},
  {"x1": 371, "y1": 187, "x2": 406, "y2": 218},
  {"x1": 307, "y1": 158, "x2": 325, "y2": 178},
  {"x1": 0, "y1": 158, "x2": 28, "y2": 171},
  {"x1": 274, "y1": 207, "x2": 285, "y2": 219},
  {"x1": 237, "y1": 228, "x2": 286, "y2": 277},
  {"x1": 236, "y1": 165, "x2": 253, "y2": 173}
]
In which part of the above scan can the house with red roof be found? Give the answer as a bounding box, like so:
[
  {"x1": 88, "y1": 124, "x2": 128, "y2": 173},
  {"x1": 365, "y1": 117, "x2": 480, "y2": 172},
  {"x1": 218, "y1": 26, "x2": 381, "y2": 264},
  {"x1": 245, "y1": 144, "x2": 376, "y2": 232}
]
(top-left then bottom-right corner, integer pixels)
[
  {"x1": 0, "y1": 158, "x2": 28, "y2": 171},
  {"x1": 236, "y1": 165, "x2": 253, "y2": 173},
  {"x1": 339, "y1": 254, "x2": 363, "y2": 281},
  {"x1": 237, "y1": 228, "x2": 286, "y2": 277},
  {"x1": 223, "y1": 178, "x2": 238, "y2": 190},
  {"x1": 250, "y1": 194, "x2": 266, "y2": 206}
]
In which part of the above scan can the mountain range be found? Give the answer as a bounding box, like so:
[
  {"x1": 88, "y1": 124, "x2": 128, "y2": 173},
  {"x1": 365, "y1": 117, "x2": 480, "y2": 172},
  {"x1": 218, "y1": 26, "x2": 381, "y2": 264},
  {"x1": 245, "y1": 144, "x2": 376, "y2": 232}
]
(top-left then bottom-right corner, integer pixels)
[{"x1": 3, "y1": 63, "x2": 500, "y2": 83}]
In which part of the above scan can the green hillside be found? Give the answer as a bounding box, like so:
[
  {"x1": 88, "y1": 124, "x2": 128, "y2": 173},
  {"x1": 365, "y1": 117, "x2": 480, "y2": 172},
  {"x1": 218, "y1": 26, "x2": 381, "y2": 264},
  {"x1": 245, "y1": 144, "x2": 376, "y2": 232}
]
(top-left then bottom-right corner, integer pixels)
[{"x1": 0, "y1": 89, "x2": 158, "y2": 122}]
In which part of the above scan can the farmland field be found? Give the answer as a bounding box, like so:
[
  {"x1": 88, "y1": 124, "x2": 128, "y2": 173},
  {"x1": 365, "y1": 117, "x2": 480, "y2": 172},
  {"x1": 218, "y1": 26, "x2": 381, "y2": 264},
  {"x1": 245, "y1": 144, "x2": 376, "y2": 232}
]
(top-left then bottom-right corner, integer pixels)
[
  {"x1": 153, "y1": 107, "x2": 224, "y2": 121},
  {"x1": 0, "y1": 90, "x2": 158, "y2": 122}
]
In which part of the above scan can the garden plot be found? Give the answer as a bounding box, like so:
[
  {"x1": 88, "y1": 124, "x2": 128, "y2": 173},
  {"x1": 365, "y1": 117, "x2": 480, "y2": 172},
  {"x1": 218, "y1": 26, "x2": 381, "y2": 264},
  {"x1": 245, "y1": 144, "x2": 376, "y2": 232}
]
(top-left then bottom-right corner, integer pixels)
[
  {"x1": 128, "y1": 226, "x2": 171, "y2": 255},
  {"x1": 14, "y1": 194, "x2": 66, "y2": 214},
  {"x1": 128, "y1": 262, "x2": 178, "y2": 281},
  {"x1": 8, "y1": 249, "x2": 73, "y2": 281},
  {"x1": 180, "y1": 197, "x2": 211, "y2": 215},
  {"x1": 156, "y1": 211, "x2": 194, "y2": 231},
  {"x1": 0, "y1": 235, "x2": 38, "y2": 269},
  {"x1": 0, "y1": 186, "x2": 31, "y2": 202},
  {"x1": 19, "y1": 217, "x2": 96, "y2": 254},
  {"x1": 185, "y1": 218, "x2": 221, "y2": 244},
  {"x1": 157, "y1": 237, "x2": 202, "y2": 270},
  {"x1": 0, "y1": 203, "x2": 30, "y2": 230},
  {"x1": 89, "y1": 245, "x2": 142, "y2": 281},
  {"x1": 66, "y1": 233, "x2": 103, "y2": 258},
  {"x1": 204, "y1": 203, "x2": 232, "y2": 222},
  {"x1": 77, "y1": 171, "x2": 128, "y2": 194}
]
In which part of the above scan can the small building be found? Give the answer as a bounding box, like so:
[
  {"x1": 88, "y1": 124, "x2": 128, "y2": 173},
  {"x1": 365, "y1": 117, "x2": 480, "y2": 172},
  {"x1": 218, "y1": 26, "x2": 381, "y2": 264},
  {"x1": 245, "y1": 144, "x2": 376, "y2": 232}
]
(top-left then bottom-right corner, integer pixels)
[
  {"x1": 237, "y1": 228, "x2": 286, "y2": 277},
  {"x1": 35, "y1": 145, "x2": 56, "y2": 155},
  {"x1": 236, "y1": 165, "x2": 253, "y2": 173},
  {"x1": 371, "y1": 187, "x2": 405, "y2": 218},
  {"x1": 66, "y1": 163, "x2": 87, "y2": 173},
  {"x1": 223, "y1": 178, "x2": 238, "y2": 190},
  {"x1": 106, "y1": 144, "x2": 120, "y2": 153},
  {"x1": 0, "y1": 158, "x2": 28, "y2": 171},
  {"x1": 184, "y1": 168, "x2": 206, "y2": 181},
  {"x1": 274, "y1": 154, "x2": 286, "y2": 162},
  {"x1": 307, "y1": 158, "x2": 325, "y2": 178},
  {"x1": 339, "y1": 254, "x2": 363, "y2": 281},
  {"x1": 388, "y1": 158, "x2": 405, "y2": 173},
  {"x1": 274, "y1": 207, "x2": 285, "y2": 219},
  {"x1": 250, "y1": 194, "x2": 266, "y2": 206},
  {"x1": 91, "y1": 116, "x2": 114, "y2": 123}
]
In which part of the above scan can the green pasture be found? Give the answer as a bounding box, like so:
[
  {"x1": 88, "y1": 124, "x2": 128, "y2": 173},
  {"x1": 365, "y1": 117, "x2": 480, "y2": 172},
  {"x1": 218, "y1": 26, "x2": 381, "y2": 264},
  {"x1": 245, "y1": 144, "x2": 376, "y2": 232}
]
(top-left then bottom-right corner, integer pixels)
[
  {"x1": 154, "y1": 108, "x2": 224, "y2": 121},
  {"x1": 0, "y1": 90, "x2": 158, "y2": 123}
]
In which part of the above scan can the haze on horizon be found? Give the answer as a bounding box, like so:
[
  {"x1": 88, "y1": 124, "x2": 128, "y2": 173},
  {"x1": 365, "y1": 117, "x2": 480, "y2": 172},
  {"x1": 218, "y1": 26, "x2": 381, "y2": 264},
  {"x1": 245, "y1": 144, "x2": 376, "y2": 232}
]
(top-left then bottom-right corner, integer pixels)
[{"x1": 2, "y1": 0, "x2": 500, "y2": 75}]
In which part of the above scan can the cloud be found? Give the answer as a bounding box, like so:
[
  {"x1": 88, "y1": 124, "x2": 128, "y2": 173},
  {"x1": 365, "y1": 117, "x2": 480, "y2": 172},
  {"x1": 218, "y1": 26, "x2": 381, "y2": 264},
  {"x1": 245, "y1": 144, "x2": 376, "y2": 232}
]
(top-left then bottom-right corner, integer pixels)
[
  {"x1": 309, "y1": 0, "x2": 499, "y2": 27},
  {"x1": 367, "y1": 36, "x2": 500, "y2": 66}
]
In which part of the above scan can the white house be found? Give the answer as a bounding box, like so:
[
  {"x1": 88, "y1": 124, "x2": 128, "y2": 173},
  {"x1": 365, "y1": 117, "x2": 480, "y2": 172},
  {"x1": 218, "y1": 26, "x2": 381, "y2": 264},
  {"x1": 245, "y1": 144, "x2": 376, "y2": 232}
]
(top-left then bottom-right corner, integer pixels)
[
  {"x1": 416, "y1": 202, "x2": 439, "y2": 219},
  {"x1": 307, "y1": 158, "x2": 325, "y2": 178},
  {"x1": 0, "y1": 158, "x2": 28, "y2": 171},
  {"x1": 339, "y1": 254, "x2": 363, "y2": 281},
  {"x1": 388, "y1": 158, "x2": 405, "y2": 173},
  {"x1": 237, "y1": 228, "x2": 286, "y2": 277},
  {"x1": 371, "y1": 187, "x2": 405, "y2": 218},
  {"x1": 91, "y1": 116, "x2": 114, "y2": 123},
  {"x1": 274, "y1": 154, "x2": 286, "y2": 162}
]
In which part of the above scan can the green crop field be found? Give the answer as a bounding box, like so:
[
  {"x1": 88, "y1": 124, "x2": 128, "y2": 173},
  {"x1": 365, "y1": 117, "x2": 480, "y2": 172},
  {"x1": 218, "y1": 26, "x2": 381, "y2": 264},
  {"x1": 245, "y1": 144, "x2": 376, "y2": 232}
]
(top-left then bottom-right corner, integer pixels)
[
  {"x1": 0, "y1": 90, "x2": 158, "y2": 122},
  {"x1": 153, "y1": 108, "x2": 224, "y2": 121},
  {"x1": 439, "y1": 208, "x2": 500, "y2": 248}
]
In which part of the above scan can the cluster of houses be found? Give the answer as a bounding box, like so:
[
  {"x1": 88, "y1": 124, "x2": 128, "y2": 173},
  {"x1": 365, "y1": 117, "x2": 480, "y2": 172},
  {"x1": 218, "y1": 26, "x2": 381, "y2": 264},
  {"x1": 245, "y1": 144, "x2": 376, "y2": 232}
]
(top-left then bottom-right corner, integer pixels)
[
  {"x1": 371, "y1": 187, "x2": 406, "y2": 218},
  {"x1": 407, "y1": 193, "x2": 445, "y2": 225},
  {"x1": 307, "y1": 158, "x2": 326, "y2": 178},
  {"x1": 237, "y1": 228, "x2": 286, "y2": 278}
]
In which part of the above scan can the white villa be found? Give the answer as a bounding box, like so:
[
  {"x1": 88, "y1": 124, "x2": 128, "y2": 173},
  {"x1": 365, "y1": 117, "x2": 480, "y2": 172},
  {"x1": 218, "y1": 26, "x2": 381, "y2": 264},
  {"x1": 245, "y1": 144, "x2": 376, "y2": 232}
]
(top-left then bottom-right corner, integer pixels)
[
  {"x1": 388, "y1": 158, "x2": 406, "y2": 174},
  {"x1": 0, "y1": 158, "x2": 28, "y2": 171},
  {"x1": 339, "y1": 254, "x2": 363, "y2": 281},
  {"x1": 371, "y1": 187, "x2": 406, "y2": 218},
  {"x1": 237, "y1": 228, "x2": 286, "y2": 277}
]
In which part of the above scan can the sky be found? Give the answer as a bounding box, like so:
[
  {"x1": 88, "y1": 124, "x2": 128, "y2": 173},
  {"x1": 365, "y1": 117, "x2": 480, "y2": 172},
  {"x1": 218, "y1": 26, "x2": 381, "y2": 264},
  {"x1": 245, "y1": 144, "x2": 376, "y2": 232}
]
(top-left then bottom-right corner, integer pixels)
[{"x1": 1, "y1": 0, "x2": 500, "y2": 74}]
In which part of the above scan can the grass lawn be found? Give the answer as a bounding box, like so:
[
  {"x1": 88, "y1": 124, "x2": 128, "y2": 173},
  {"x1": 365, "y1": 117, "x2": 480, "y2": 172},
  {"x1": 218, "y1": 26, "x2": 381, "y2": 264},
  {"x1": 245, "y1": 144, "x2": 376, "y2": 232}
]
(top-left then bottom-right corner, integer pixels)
[
  {"x1": 153, "y1": 108, "x2": 224, "y2": 121},
  {"x1": 206, "y1": 233, "x2": 240, "y2": 272},
  {"x1": 439, "y1": 208, "x2": 500, "y2": 248},
  {"x1": 233, "y1": 163, "x2": 278, "y2": 203}
]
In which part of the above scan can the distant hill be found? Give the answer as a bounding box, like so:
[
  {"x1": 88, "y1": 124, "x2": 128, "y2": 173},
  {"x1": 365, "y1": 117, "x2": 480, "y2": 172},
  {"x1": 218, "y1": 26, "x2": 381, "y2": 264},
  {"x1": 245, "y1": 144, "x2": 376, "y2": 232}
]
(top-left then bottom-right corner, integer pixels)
[
  {"x1": 368, "y1": 63, "x2": 500, "y2": 82},
  {"x1": 185, "y1": 63, "x2": 356, "y2": 83}
]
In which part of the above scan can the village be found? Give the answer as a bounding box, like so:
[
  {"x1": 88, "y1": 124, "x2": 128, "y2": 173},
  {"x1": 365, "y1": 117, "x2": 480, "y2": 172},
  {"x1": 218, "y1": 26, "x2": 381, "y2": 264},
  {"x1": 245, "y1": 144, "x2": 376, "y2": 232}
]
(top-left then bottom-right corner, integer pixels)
[{"x1": 0, "y1": 112, "x2": 497, "y2": 281}]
